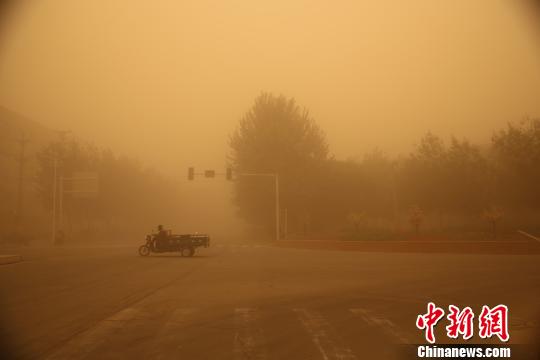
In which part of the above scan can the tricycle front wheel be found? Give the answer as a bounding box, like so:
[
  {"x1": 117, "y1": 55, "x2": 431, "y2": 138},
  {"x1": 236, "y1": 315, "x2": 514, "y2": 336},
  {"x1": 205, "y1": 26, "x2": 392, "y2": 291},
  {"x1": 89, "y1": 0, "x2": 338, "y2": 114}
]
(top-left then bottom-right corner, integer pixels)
[{"x1": 138, "y1": 245, "x2": 150, "y2": 256}]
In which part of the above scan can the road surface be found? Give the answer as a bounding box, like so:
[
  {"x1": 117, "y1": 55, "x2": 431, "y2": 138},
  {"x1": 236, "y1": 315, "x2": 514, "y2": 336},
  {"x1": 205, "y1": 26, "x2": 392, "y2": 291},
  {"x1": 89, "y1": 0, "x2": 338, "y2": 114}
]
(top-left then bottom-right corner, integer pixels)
[{"x1": 1, "y1": 242, "x2": 539, "y2": 359}]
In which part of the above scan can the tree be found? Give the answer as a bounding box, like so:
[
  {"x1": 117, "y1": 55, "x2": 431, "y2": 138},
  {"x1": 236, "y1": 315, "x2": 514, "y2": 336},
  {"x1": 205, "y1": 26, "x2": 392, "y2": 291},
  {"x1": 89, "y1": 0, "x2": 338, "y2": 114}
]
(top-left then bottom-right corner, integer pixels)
[
  {"x1": 409, "y1": 205, "x2": 424, "y2": 235},
  {"x1": 347, "y1": 211, "x2": 365, "y2": 233},
  {"x1": 35, "y1": 139, "x2": 183, "y2": 242},
  {"x1": 358, "y1": 149, "x2": 395, "y2": 219},
  {"x1": 229, "y1": 93, "x2": 329, "y2": 235},
  {"x1": 443, "y1": 137, "x2": 488, "y2": 213},
  {"x1": 400, "y1": 133, "x2": 448, "y2": 214},
  {"x1": 400, "y1": 133, "x2": 489, "y2": 227},
  {"x1": 492, "y1": 117, "x2": 540, "y2": 210},
  {"x1": 482, "y1": 206, "x2": 504, "y2": 239}
]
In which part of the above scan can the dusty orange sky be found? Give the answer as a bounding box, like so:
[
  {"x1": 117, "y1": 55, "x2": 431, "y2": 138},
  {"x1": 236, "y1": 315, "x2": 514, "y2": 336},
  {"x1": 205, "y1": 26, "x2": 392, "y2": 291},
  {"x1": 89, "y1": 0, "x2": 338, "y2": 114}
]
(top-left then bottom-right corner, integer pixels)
[{"x1": 1, "y1": 0, "x2": 539, "y2": 176}]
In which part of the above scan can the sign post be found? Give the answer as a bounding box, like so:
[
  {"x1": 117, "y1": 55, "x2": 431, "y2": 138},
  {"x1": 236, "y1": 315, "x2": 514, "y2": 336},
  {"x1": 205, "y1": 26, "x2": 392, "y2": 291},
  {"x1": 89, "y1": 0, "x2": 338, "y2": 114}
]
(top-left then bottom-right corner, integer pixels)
[{"x1": 56, "y1": 172, "x2": 99, "y2": 242}]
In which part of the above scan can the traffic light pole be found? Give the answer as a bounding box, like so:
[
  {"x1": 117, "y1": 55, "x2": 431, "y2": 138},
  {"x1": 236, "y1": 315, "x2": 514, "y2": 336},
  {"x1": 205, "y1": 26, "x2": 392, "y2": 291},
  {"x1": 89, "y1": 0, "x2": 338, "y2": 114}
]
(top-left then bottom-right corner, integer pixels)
[{"x1": 187, "y1": 167, "x2": 280, "y2": 241}]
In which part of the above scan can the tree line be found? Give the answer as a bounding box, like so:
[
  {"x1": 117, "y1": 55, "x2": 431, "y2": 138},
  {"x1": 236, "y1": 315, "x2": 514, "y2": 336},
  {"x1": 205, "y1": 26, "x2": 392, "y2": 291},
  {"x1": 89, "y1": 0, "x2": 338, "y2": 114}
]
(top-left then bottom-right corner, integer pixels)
[
  {"x1": 32, "y1": 140, "x2": 184, "y2": 243},
  {"x1": 230, "y1": 93, "x2": 540, "y2": 239}
]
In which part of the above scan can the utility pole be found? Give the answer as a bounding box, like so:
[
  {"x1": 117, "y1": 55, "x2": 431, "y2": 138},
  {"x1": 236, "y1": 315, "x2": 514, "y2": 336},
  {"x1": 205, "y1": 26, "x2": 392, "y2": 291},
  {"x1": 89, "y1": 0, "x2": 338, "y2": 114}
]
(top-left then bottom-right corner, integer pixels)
[
  {"x1": 53, "y1": 130, "x2": 69, "y2": 244},
  {"x1": 15, "y1": 133, "x2": 29, "y2": 231},
  {"x1": 52, "y1": 157, "x2": 58, "y2": 245},
  {"x1": 391, "y1": 161, "x2": 399, "y2": 232},
  {"x1": 42, "y1": 130, "x2": 71, "y2": 245},
  {"x1": 275, "y1": 174, "x2": 280, "y2": 241},
  {"x1": 59, "y1": 175, "x2": 64, "y2": 232},
  {"x1": 283, "y1": 208, "x2": 288, "y2": 239}
]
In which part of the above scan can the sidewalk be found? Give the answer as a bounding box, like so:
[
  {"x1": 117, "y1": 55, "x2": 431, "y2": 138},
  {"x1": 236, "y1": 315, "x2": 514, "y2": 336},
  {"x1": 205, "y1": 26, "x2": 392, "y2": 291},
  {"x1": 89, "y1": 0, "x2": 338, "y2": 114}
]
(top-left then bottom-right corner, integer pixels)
[{"x1": 275, "y1": 239, "x2": 540, "y2": 255}]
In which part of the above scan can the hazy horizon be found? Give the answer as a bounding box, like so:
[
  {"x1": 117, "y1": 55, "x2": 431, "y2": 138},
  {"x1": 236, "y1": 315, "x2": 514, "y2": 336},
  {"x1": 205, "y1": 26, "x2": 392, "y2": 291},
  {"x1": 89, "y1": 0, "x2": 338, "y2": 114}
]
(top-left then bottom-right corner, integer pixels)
[{"x1": 1, "y1": 0, "x2": 540, "y2": 176}]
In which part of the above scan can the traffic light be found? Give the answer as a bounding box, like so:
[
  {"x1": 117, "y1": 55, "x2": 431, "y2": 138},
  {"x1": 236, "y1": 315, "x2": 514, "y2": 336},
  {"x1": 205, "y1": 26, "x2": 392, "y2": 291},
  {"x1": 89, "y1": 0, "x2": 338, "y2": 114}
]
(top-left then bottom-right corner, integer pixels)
[
  {"x1": 204, "y1": 170, "x2": 215, "y2": 178},
  {"x1": 226, "y1": 167, "x2": 233, "y2": 181},
  {"x1": 188, "y1": 167, "x2": 194, "y2": 180}
]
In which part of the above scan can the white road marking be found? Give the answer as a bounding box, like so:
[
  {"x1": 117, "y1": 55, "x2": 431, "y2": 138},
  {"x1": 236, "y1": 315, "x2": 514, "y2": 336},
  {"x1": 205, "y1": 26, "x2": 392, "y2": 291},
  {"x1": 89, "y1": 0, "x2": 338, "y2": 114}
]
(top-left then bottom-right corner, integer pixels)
[
  {"x1": 517, "y1": 230, "x2": 540, "y2": 243},
  {"x1": 350, "y1": 308, "x2": 409, "y2": 344},
  {"x1": 234, "y1": 308, "x2": 267, "y2": 360},
  {"x1": 152, "y1": 308, "x2": 196, "y2": 359},
  {"x1": 46, "y1": 307, "x2": 140, "y2": 359},
  {"x1": 294, "y1": 308, "x2": 357, "y2": 360}
]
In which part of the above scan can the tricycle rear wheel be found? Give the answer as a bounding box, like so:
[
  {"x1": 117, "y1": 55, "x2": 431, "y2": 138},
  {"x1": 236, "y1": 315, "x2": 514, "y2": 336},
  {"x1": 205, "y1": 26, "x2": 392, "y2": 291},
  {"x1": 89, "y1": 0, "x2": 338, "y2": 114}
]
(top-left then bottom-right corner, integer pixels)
[{"x1": 181, "y1": 247, "x2": 194, "y2": 257}]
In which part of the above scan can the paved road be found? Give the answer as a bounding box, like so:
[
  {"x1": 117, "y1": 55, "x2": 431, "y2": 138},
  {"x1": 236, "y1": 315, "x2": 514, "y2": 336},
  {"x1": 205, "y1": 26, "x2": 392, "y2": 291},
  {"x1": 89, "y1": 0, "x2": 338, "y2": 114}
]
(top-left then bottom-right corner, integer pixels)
[{"x1": 1, "y1": 243, "x2": 539, "y2": 359}]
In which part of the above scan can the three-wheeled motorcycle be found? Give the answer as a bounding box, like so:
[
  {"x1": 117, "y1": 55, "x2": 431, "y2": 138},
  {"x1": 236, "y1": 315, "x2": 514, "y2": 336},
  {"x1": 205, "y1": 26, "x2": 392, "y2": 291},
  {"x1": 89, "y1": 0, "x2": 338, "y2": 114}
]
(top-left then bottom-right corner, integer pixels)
[{"x1": 138, "y1": 231, "x2": 210, "y2": 257}]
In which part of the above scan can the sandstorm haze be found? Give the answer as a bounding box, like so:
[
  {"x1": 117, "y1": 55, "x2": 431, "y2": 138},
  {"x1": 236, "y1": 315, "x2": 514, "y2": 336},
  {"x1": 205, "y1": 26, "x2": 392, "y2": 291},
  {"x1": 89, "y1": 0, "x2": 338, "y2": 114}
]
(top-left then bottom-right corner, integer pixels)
[
  {"x1": 1, "y1": 3, "x2": 540, "y2": 359},
  {"x1": 0, "y1": 0, "x2": 539, "y2": 173}
]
